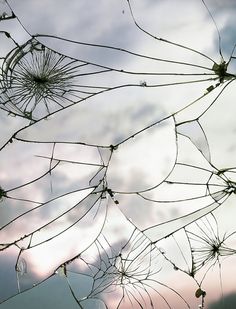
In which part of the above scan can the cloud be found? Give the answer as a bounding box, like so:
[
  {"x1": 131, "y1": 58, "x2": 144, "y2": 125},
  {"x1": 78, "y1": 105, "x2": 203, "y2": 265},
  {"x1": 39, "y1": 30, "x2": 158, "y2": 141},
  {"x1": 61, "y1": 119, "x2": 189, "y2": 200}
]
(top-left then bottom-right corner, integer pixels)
[
  {"x1": 209, "y1": 292, "x2": 236, "y2": 308},
  {"x1": 1, "y1": 0, "x2": 236, "y2": 308}
]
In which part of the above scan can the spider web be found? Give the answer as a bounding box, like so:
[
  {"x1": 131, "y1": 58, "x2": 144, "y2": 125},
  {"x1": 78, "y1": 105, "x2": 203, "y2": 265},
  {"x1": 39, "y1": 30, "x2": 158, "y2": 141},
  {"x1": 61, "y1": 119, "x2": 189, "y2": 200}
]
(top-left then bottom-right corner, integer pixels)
[{"x1": 0, "y1": 0, "x2": 236, "y2": 308}]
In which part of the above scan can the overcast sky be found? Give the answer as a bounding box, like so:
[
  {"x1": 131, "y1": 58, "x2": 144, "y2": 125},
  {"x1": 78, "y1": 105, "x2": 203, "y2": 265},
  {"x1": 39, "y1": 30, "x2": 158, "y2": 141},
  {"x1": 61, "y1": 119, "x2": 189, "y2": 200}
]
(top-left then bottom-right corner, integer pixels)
[{"x1": 1, "y1": 0, "x2": 236, "y2": 308}]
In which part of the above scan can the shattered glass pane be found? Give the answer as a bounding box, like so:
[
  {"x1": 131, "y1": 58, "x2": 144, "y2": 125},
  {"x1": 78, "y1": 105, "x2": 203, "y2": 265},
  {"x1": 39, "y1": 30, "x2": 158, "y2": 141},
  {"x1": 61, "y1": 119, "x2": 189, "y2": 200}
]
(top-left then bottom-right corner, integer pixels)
[{"x1": 1, "y1": 0, "x2": 236, "y2": 308}]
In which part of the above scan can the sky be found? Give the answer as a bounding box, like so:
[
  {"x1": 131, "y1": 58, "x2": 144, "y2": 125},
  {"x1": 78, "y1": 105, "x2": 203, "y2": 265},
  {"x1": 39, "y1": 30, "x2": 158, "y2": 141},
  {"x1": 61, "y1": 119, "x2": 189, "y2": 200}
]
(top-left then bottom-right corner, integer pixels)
[{"x1": 1, "y1": 0, "x2": 236, "y2": 308}]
